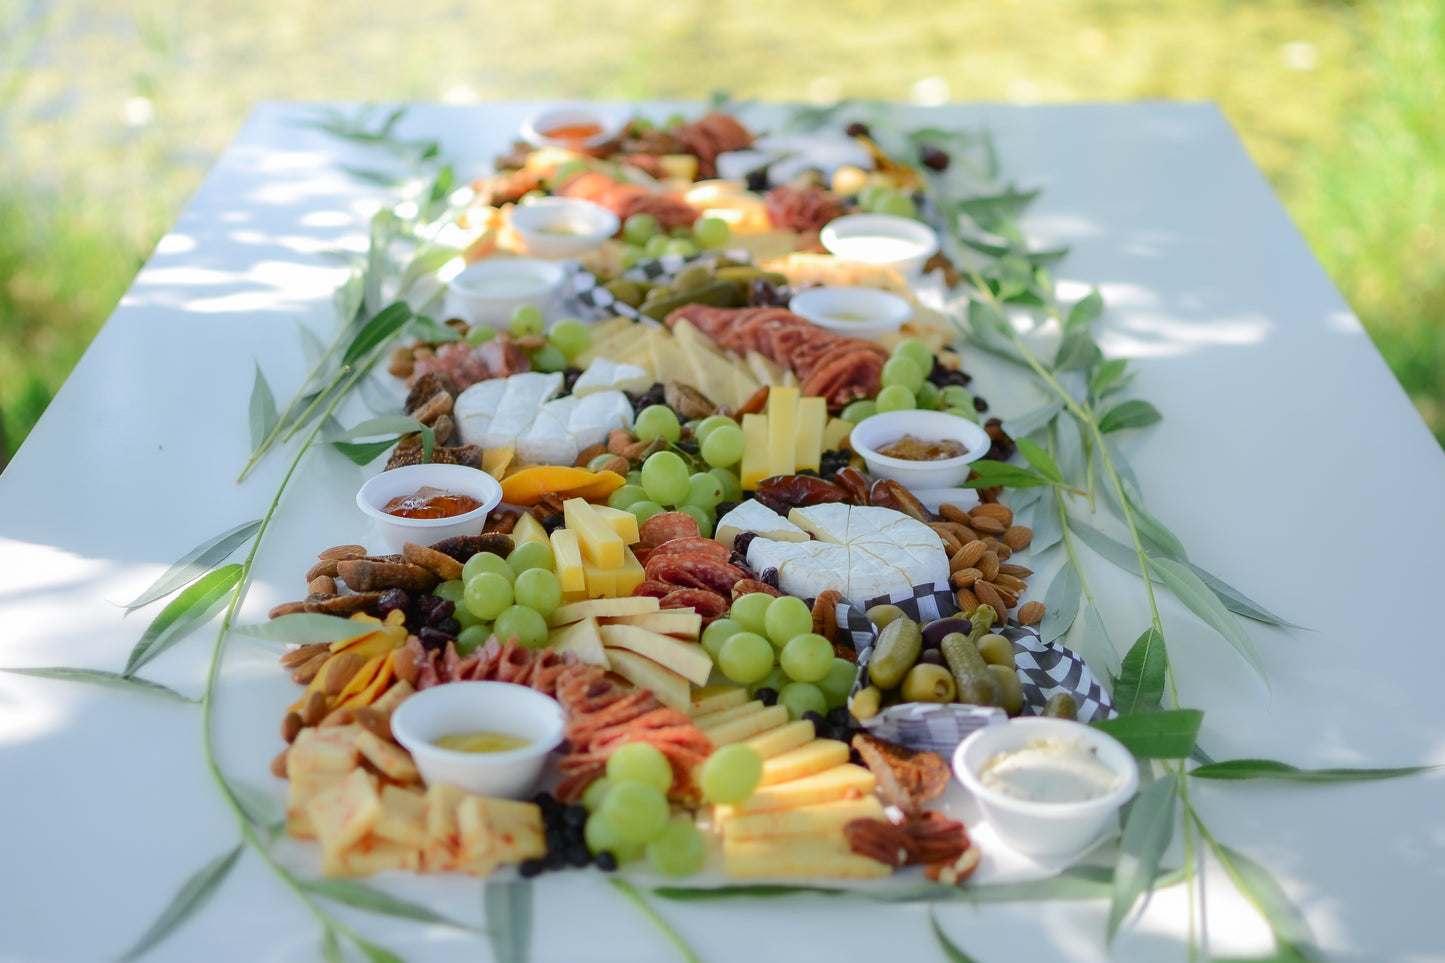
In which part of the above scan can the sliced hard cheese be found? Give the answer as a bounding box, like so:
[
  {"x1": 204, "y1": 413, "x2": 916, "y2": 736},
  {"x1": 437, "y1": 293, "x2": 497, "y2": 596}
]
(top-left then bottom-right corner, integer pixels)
[
  {"x1": 739, "y1": 413, "x2": 770, "y2": 490},
  {"x1": 702, "y1": 703, "x2": 790, "y2": 746},
  {"x1": 767, "y1": 386, "x2": 799, "y2": 478},
  {"x1": 758, "y1": 738, "x2": 852, "y2": 787},
  {"x1": 598, "y1": 623, "x2": 713, "y2": 687},
  {"x1": 743, "y1": 719, "x2": 816, "y2": 759},
  {"x1": 581, "y1": 557, "x2": 618, "y2": 598},
  {"x1": 719, "y1": 795, "x2": 886, "y2": 841},
  {"x1": 691, "y1": 684, "x2": 749, "y2": 717},
  {"x1": 604, "y1": 647, "x2": 691, "y2": 712},
  {"x1": 734, "y1": 763, "x2": 877, "y2": 814},
  {"x1": 511, "y1": 512, "x2": 550, "y2": 546},
  {"x1": 550, "y1": 596, "x2": 660, "y2": 626},
  {"x1": 604, "y1": 610, "x2": 702, "y2": 638},
  {"x1": 723, "y1": 835, "x2": 891, "y2": 880},
  {"x1": 546, "y1": 616, "x2": 609, "y2": 668},
  {"x1": 794, "y1": 395, "x2": 827, "y2": 472},
  {"x1": 614, "y1": 548, "x2": 645, "y2": 596},
  {"x1": 591, "y1": 505, "x2": 641, "y2": 544},
  {"x1": 549, "y1": 529, "x2": 586, "y2": 593},
  {"x1": 822, "y1": 416, "x2": 852, "y2": 453},
  {"x1": 692, "y1": 699, "x2": 767, "y2": 730},
  {"x1": 564, "y1": 498, "x2": 624, "y2": 568}
]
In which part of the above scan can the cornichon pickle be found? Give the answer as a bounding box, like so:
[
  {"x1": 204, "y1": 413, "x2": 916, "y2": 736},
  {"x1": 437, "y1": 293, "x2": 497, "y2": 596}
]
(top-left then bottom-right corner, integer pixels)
[
  {"x1": 639, "y1": 279, "x2": 742, "y2": 320},
  {"x1": 1043, "y1": 692, "x2": 1079, "y2": 720},
  {"x1": 975, "y1": 633, "x2": 1015, "y2": 670},
  {"x1": 865, "y1": 604, "x2": 906, "y2": 629},
  {"x1": 987, "y1": 664, "x2": 1024, "y2": 715},
  {"x1": 900, "y1": 663, "x2": 956, "y2": 703},
  {"x1": 603, "y1": 278, "x2": 644, "y2": 307},
  {"x1": 867, "y1": 617, "x2": 922, "y2": 690},
  {"x1": 940, "y1": 632, "x2": 1001, "y2": 706},
  {"x1": 672, "y1": 263, "x2": 714, "y2": 293},
  {"x1": 849, "y1": 684, "x2": 882, "y2": 720}
]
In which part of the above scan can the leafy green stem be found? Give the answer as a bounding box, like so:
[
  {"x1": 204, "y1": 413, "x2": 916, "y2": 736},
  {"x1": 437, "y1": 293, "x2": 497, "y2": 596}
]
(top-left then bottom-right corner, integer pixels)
[{"x1": 616, "y1": 881, "x2": 702, "y2": 963}]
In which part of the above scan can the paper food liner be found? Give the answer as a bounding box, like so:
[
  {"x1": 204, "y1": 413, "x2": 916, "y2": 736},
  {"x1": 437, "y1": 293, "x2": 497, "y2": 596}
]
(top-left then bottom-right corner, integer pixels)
[
  {"x1": 836, "y1": 581, "x2": 1116, "y2": 755},
  {"x1": 571, "y1": 249, "x2": 756, "y2": 321}
]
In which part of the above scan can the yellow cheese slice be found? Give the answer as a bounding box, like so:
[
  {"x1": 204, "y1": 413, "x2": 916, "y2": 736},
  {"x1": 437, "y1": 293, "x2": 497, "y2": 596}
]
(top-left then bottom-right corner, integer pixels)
[
  {"x1": 702, "y1": 703, "x2": 790, "y2": 746},
  {"x1": 822, "y1": 416, "x2": 853, "y2": 453},
  {"x1": 690, "y1": 683, "x2": 749, "y2": 716},
  {"x1": 794, "y1": 396, "x2": 827, "y2": 472},
  {"x1": 564, "y1": 497, "x2": 625, "y2": 568},
  {"x1": 739, "y1": 413, "x2": 770, "y2": 490},
  {"x1": 693, "y1": 699, "x2": 766, "y2": 730},
  {"x1": 599, "y1": 623, "x2": 713, "y2": 686},
  {"x1": 718, "y1": 795, "x2": 886, "y2": 841},
  {"x1": 614, "y1": 548, "x2": 645, "y2": 596},
  {"x1": 546, "y1": 616, "x2": 610, "y2": 667},
  {"x1": 604, "y1": 609, "x2": 702, "y2": 638},
  {"x1": 550, "y1": 595, "x2": 660, "y2": 626},
  {"x1": 722, "y1": 835, "x2": 892, "y2": 880},
  {"x1": 742, "y1": 719, "x2": 816, "y2": 759},
  {"x1": 758, "y1": 738, "x2": 852, "y2": 787},
  {"x1": 734, "y1": 763, "x2": 877, "y2": 814},
  {"x1": 511, "y1": 512, "x2": 550, "y2": 546},
  {"x1": 591, "y1": 505, "x2": 641, "y2": 544},
  {"x1": 582, "y1": 557, "x2": 618, "y2": 598},
  {"x1": 604, "y1": 647, "x2": 692, "y2": 712},
  {"x1": 550, "y1": 528, "x2": 586, "y2": 593},
  {"x1": 768, "y1": 386, "x2": 800, "y2": 477},
  {"x1": 746, "y1": 349, "x2": 787, "y2": 387},
  {"x1": 733, "y1": 366, "x2": 761, "y2": 411},
  {"x1": 373, "y1": 785, "x2": 428, "y2": 848}
]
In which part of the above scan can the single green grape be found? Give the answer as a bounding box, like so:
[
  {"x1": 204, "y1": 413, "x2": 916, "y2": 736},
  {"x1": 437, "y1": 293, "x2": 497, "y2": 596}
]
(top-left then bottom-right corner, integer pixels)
[
  {"x1": 626, "y1": 469, "x2": 644, "y2": 486},
  {"x1": 588, "y1": 452, "x2": 618, "y2": 471},
  {"x1": 763, "y1": 595, "x2": 813, "y2": 648},
  {"x1": 692, "y1": 216, "x2": 732, "y2": 251},
  {"x1": 700, "y1": 423, "x2": 745, "y2": 468},
  {"x1": 455, "y1": 624, "x2": 490, "y2": 655},
  {"x1": 507, "y1": 539, "x2": 555, "y2": 575},
  {"x1": 677, "y1": 503, "x2": 714, "y2": 538},
  {"x1": 633, "y1": 404, "x2": 681, "y2": 443},
  {"x1": 945, "y1": 405, "x2": 980, "y2": 424},
  {"x1": 581, "y1": 776, "x2": 612, "y2": 813},
  {"x1": 881, "y1": 355, "x2": 924, "y2": 393},
  {"x1": 664, "y1": 237, "x2": 699, "y2": 257},
  {"x1": 640, "y1": 450, "x2": 690, "y2": 505},
  {"x1": 646, "y1": 819, "x2": 708, "y2": 877},
  {"x1": 840, "y1": 399, "x2": 877, "y2": 423},
  {"x1": 599, "y1": 780, "x2": 670, "y2": 844},
  {"x1": 433, "y1": 579, "x2": 466, "y2": 605},
  {"x1": 529, "y1": 343, "x2": 567, "y2": 373},
  {"x1": 623, "y1": 212, "x2": 662, "y2": 246},
  {"x1": 858, "y1": 183, "x2": 891, "y2": 212},
  {"x1": 779, "y1": 633, "x2": 834, "y2": 683},
  {"x1": 684, "y1": 472, "x2": 724, "y2": 510},
  {"x1": 512, "y1": 567, "x2": 562, "y2": 618},
  {"x1": 607, "y1": 483, "x2": 649, "y2": 510},
  {"x1": 584, "y1": 809, "x2": 644, "y2": 863},
  {"x1": 748, "y1": 666, "x2": 790, "y2": 698},
  {"x1": 464, "y1": 572, "x2": 513, "y2": 621},
  {"x1": 549, "y1": 159, "x2": 588, "y2": 189},
  {"x1": 510, "y1": 304, "x2": 546, "y2": 337},
  {"x1": 700, "y1": 618, "x2": 743, "y2": 660},
  {"x1": 699, "y1": 744, "x2": 763, "y2": 805},
  {"x1": 816, "y1": 657, "x2": 860, "y2": 709},
  {"x1": 629, "y1": 500, "x2": 667, "y2": 524},
  {"x1": 709, "y1": 466, "x2": 743, "y2": 502},
  {"x1": 730, "y1": 593, "x2": 773, "y2": 635},
  {"x1": 493, "y1": 604, "x2": 549, "y2": 649},
  {"x1": 463, "y1": 551, "x2": 514, "y2": 585},
  {"x1": 778, "y1": 681, "x2": 828, "y2": 721},
  {"x1": 694, "y1": 414, "x2": 735, "y2": 445},
  {"x1": 941, "y1": 385, "x2": 973, "y2": 409},
  {"x1": 643, "y1": 233, "x2": 671, "y2": 258},
  {"x1": 606, "y1": 742, "x2": 673, "y2": 793},
  {"x1": 464, "y1": 325, "x2": 497, "y2": 346},
  {"x1": 548, "y1": 318, "x2": 591, "y2": 359},
  {"x1": 717, "y1": 631, "x2": 774, "y2": 685},
  {"x1": 876, "y1": 190, "x2": 918, "y2": 220},
  {"x1": 875, "y1": 384, "x2": 917, "y2": 412},
  {"x1": 619, "y1": 245, "x2": 645, "y2": 270},
  {"x1": 893, "y1": 338, "x2": 935, "y2": 375},
  {"x1": 915, "y1": 380, "x2": 942, "y2": 410}
]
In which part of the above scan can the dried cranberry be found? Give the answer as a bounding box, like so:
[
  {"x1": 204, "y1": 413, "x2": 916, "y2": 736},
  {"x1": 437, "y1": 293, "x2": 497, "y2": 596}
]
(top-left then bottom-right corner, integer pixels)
[
  {"x1": 845, "y1": 122, "x2": 871, "y2": 138},
  {"x1": 919, "y1": 145, "x2": 950, "y2": 171},
  {"x1": 417, "y1": 627, "x2": 453, "y2": 651},
  {"x1": 377, "y1": 588, "x2": 410, "y2": 616}
]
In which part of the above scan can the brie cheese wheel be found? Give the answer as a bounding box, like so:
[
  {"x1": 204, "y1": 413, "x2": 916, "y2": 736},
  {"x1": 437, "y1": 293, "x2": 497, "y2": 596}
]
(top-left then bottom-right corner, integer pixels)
[
  {"x1": 744, "y1": 502, "x2": 948, "y2": 606},
  {"x1": 566, "y1": 390, "x2": 634, "y2": 451},
  {"x1": 449, "y1": 372, "x2": 634, "y2": 461},
  {"x1": 479, "y1": 371, "x2": 564, "y2": 452},
  {"x1": 516, "y1": 396, "x2": 579, "y2": 466},
  {"x1": 715, "y1": 500, "x2": 810, "y2": 552},
  {"x1": 571, "y1": 358, "x2": 652, "y2": 397},
  {"x1": 452, "y1": 377, "x2": 508, "y2": 447}
]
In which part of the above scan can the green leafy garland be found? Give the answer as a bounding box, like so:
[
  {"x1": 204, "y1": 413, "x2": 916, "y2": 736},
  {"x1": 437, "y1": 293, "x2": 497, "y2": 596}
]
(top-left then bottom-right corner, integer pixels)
[{"x1": 3, "y1": 101, "x2": 1431, "y2": 963}]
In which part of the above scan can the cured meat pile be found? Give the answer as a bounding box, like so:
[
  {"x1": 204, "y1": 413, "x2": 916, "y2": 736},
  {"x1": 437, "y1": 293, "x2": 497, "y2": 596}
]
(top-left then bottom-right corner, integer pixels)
[
  {"x1": 558, "y1": 171, "x2": 699, "y2": 232},
  {"x1": 765, "y1": 185, "x2": 849, "y2": 234},
  {"x1": 553, "y1": 665, "x2": 713, "y2": 804},
  {"x1": 629, "y1": 512, "x2": 750, "y2": 623},
  {"x1": 406, "y1": 635, "x2": 577, "y2": 693},
  {"x1": 408, "y1": 336, "x2": 531, "y2": 393},
  {"x1": 669, "y1": 113, "x2": 755, "y2": 179},
  {"x1": 665, "y1": 305, "x2": 889, "y2": 411}
]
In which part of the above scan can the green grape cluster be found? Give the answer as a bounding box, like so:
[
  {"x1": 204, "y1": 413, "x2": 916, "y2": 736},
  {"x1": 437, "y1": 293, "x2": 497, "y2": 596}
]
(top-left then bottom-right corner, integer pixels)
[
  {"x1": 439, "y1": 542, "x2": 563, "y2": 651},
  {"x1": 582, "y1": 742, "x2": 708, "y2": 876},
  {"x1": 462, "y1": 305, "x2": 593, "y2": 374},
  {"x1": 838, "y1": 337, "x2": 978, "y2": 424},
  {"x1": 704, "y1": 592, "x2": 858, "y2": 719},
  {"x1": 617, "y1": 212, "x2": 732, "y2": 270},
  {"x1": 605, "y1": 444, "x2": 742, "y2": 537}
]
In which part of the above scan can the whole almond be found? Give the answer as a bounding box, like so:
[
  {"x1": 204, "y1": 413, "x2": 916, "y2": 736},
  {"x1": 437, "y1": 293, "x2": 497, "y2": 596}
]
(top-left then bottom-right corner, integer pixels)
[
  {"x1": 974, "y1": 580, "x2": 1009, "y2": 620},
  {"x1": 597, "y1": 455, "x2": 630, "y2": 477},
  {"x1": 319, "y1": 544, "x2": 368, "y2": 561},
  {"x1": 988, "y1": 539, "x2": 1013, "y2": 561},
  {"x1": 994, "y1": 573, "x2": 1028, "y2": 595},
  {"x1": 1018, "y1": 600, "x2": 1046, "y2": 625},
  {"x1": 271, "y1": 748, "x2": 291, "y2": 779},
  {"x1": 939, "y1": 503, "x2": 973, "y2": 525},
  {"x1": 280, "y1": 711, "x2": 304, "y2": 744},
  {"x1": 320, "y1": 706, "x2": 356, "y2": 728},
  {"x1": 932, "y1": 525, "x2": 963, "y2": 556},
  {"x1": 300, "y1": 690, "x2": 329, "y2": 727},
  {"x1": 1002, "y1": 525, "x2": 1034, "y2": 551},
  {"x1": 978, "y1": 551, "x2": 1000, "y2": 583},
  {"x1": 999, "y1": 563, "x2": 1034, "y2": 578},
  {"x1": 355, "y1": 707, "x2": 394, "y2": 743},
  {"x1": 971, "y1": 515, "x2": 1007, "y2": 536},
  {"x1": 955, "y1": 587, "x2": 980, "y2": 615},
  {"x1": 951, "y1": 567, "x2": 982, "y2": 588},
  {"x1": 321, "y1": 652, "x2": 366, "y2": 697},
  {"x1": 304, "y1": 558, "x2": 341, "y2": 582},
  {"x1": 392, "y1": 647, "x2": 420, "y2": 686},
  {"x1": 290, "y1": 652, "x2": 329, "y2": 685},
  {"x1": 268, "y1": 600, "x2": 308, "y2": 619},
  {"x1": 607, "y1": 429, "x2": 635, "y2": 456},
  {"x1": 574, "y1": 443, "x2": 607, "y2": 467},
  {"x1": 993, "y1": 586, "x2": 1020, "y2": 610},
  {"x1": 971, "y1": 503, "x2": 1014, "y2": 527},
  {"x1": 280, "y1": 641, "x2": 331, "y2": 669},
  {"x1": 957, "y1": 540, "x2": 987, "y2": 569},
  {"x1": 307, "y1": 575, "x2": 338, "y2": 596}
]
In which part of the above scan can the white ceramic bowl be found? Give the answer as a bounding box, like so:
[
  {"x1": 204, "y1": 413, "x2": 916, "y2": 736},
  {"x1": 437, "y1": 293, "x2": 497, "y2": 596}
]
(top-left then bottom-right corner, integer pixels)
[
  {"x1": 789, "y1": 285, "x2": 914, "y2": 340},
  {"x1": 952, "y1": 717, "x2": 1139, "y2": 858},
  {"x1": 520, "y1": 106, "x2": 624, "y2": 150},
  {"x1": 355, "y1": 462, "x2": 503, "y2": 555},
  {"x1": 509, "y1": 197, "x2": 620, "y2": 258},
  {"x1": 391, "y1": 681, "x2": 567, "y2": 799},
  {"x1": 848, "y1": 409, "x2": 991, "y2": 489},
  {"x1": 445, "y1": 257, "x2": 566, "y2": 327},
  {"x1": 819, "y1": 213, "x2": 940, "y2": 277}
]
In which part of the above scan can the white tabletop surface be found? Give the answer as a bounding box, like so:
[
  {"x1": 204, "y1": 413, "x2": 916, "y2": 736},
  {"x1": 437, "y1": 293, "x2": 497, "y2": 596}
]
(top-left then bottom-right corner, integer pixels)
[{"x1": 2, "y1": 101, "x2": 1443, "y2": 963}]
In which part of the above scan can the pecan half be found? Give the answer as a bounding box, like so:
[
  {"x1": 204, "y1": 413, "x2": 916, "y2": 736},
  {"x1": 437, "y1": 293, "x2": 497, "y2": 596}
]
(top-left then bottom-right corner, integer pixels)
[{"x1": 843, "y1": 817, "x2": 911, "y2": 868}]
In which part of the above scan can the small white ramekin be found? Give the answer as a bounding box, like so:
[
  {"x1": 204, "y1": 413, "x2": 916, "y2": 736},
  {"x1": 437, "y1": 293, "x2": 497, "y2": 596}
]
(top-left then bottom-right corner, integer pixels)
[
  {"x1": 820, "y1": 213, "x2": 940, "y2": 277},
  {"x1": 355, "y1": 462, "x2": 503, "y2": 555},
  {"x1": 509, "y1": 197, "x2": 620, "y2": 258},
  {"x1": 848, "y1": 409, "x2": 992, "y2": 490},
  {"x1": 445, "y1": 257, "x2": 566, "y2": 328},
  {"x1": 789, "y1": 285, "x2": 914, "y2": 341}
]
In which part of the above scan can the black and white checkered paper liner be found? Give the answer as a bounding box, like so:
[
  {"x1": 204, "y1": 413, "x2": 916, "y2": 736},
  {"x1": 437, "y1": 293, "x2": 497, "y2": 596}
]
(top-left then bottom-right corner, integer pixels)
[
  {"x1": 572, "y1": 249, "x2": 755, "y2": 321},
  {"x1": 835, "y1": 581, "x2": 1117, "y2": 755}
]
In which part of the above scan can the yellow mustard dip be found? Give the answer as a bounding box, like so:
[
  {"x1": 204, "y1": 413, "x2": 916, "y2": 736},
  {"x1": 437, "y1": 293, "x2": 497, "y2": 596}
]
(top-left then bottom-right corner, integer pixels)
[{"x1": 434, "y1": 731, "x2": 531, "y2": 753}]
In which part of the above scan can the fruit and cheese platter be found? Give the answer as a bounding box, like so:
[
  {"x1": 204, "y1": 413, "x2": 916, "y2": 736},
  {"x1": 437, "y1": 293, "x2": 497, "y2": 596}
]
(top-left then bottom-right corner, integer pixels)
[{"x1": 5, "y1": 99, "x2": 1441, "y2": 963}]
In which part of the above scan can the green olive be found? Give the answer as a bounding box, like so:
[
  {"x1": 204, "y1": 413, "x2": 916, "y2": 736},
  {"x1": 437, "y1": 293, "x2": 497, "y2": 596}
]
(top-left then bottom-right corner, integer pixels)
[
  {"x1": 975, "y1": 633, "x2": 1015, "y2": 670},
  {"x1": 1043, "y1": 692, "x2": 1079, "y2": 720},
  {"x1": 603, "y1": 278, "x2": 644, "y2": 307},
  {"x1": 900, "y1": 663, "x2": 956, "y2": 703},
  {"x1": 672, "y1": 263, "x2": 714, "y2": 293},
  {"x1": 865, "y1": 604, "x2": 906, "y2": 629},
  {"x1": 987, "y1": 664, "x2": 1024, "y2": 715},
  {"x1": 848, "y1": 685, "x2": 882, "y2": 720}
]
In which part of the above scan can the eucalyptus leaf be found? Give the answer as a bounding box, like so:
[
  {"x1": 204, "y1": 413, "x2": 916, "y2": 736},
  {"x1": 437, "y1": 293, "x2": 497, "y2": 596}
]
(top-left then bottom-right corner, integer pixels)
[
  {"x1": 342, "y1": 301, "x2": 414, "y2": 368},
  {"x1": 119, "y1": 843, "x2": 243, "y2": 961},
  {"x1": 1071, "y1": 519, "x2": 1145, "y2": 571},
  {"x1": 353, "y1": 937, "x2": 405, "y2": 963},
  {"x1": 1099, "y1": 399, "x2": 1163, "y2": 434},
  {"x1": 1054, "y1": 328, "x2": 1103, "y2": 371},
  {"x1": 231, "y1": 612, "x2": 379, "y2": 644},
  {"x1": 1067, "y1": 287, "x2": 1104, "y2": 330},
  {"x1": 1039, "y1": 561, "x2": 1082, "y2": 645},
  {"x1": 1189, "y1": 759, "x2": 1433, "y2": 783},
  {"x1": 957, "y1": 184, "x2": 1040, "y2": 224},
  {"x1": 1027, "y1": 247, "x2": 1070, "y2": 267},
  {"x1": 1003, "y1": 399, "x2": 1064, "y2": 439},
  {"x1": 967, "y1": 297, "x2": 1010, "y2": 338},
  {"x1": 1, "y1": 667, "x2": 195, "y2": 703},
  {"x1": 652, "y1": 884, "x2": 849, "y2": 901},
  {"x1": 1108, "y1": 772, "x2": 1179, "y2": 939},
  {"x1": 930, "y1": 911, "x2": 980, "y2": 963},
  {"x1": 1150, "y1": 555, "x2": 1267, "y2": 681},
  {"x1": 364, "y1": 210, "x2": 401, "y2": 315},
  {"x1": 302, "y1": 878, "x2": 476, "y2": 929},
  {"x1": 125, "y1": 565, "x2": 244, "y2": 677},
  {"x1": 1114, "y1": 626, "x2": 1167, "y2": 714},
  {"x1": 1015, "y1": 437, "x2": 1063, "y2": 484},
  {"x1": 331, "y1": 438, "x2": 400, "y2": 466},
  {"x1": 1052, "y1": 410, "x2": 1085, "y2": 483},
  {"x1": 1089, "y1": 358, "x2": 1129, "y2": 398},
  {"x1": 961, "y1": 460, "x2": 1053, "y2": 489},
  {"x1": 248, "y1": 363, "x2": 278, "y2": 453},
  {"x1": 1188, "y1": 562, "x2": 1300, "y2": 628},
  {"x1": 1078, "y1": 599, "x2": 1122, "y2": 679},
  {"x1": 1214, "y1": 843, "x2": 1315, "y2": 951},
  {"x1": 485, "y1": 881, "x2": 531, "y2": 963},
  {"x1": 996, "y1": 256, "x2": 1034, "y2": 300},
  {"x1": 340, "y1": 164, "x2": 402, "y2": 187},
  {"x1": 330, "y1": 414, "x2": 427, "y2": 441},
  {"x1": 400, "y1": 247, "x2": 462, "y2": 295},
  {"x1": 407, "y1": 313, "x2": 463, "y2": 343},
  {"x1": 334, "y1": 268, "x2": 366, "y2": 327},
  {"x1": 1092, "y1": 709, "x2": 1203, "y2": 758},
  {"x1": 124, "y1": 519, "x2": 261, "y2": 611},
  {"x1": 1029, "y1": 493, "x2": 1064, "y2": 554},
  {"x1": 1124, "y1": 488, "x2": 1190, "y2": 563},
  {"x1": 321, "y1": 927, "x2": 344, "y2": 963},
  {"x1": 296, "y1": 320, "x2": 329, "y2": 375},
  {"x1": 226, "y1": 779, "x2": 284, "y2": 835}
]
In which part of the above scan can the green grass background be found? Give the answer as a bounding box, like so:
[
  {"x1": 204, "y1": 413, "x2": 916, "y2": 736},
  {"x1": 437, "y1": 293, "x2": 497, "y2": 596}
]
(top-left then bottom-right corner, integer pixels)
[{"x1": 2, "y1": 0, "x2": 1441, "y2": 466}]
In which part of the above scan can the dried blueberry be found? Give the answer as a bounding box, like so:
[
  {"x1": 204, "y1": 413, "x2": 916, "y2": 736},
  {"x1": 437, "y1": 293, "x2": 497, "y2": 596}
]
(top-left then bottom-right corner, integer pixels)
[
  {"x1": 826, "y1": 706, "x2": 851, "y2": 729},
  {"x1": 595, "y1": 851, "x2": 618, "y2": 872},
  {"x1": 754, "y1": 687, "x2": 779, "y2": 707},
  {"x1": 417, "y1": 627, "x2": 453, "y2": 651},
  {"x1": 518, "y1": 858, "x2": 545, "y2": 878}
]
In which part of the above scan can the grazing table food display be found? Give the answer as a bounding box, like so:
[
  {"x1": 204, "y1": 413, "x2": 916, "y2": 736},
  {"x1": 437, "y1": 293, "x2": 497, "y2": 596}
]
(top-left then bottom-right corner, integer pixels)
[{"x1": 2, "y1": 100, "x2": 1443, "y2": 963}]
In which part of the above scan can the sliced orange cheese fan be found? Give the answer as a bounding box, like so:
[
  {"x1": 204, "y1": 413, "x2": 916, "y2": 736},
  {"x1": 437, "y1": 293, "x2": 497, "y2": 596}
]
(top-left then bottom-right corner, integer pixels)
[{"x1": 500, "y1": 466, "x2": 625, "y2": 506}]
